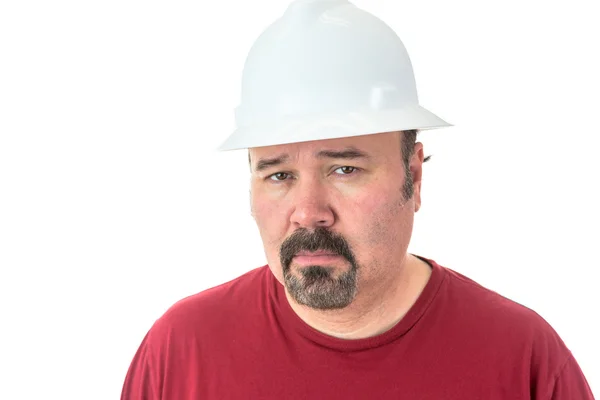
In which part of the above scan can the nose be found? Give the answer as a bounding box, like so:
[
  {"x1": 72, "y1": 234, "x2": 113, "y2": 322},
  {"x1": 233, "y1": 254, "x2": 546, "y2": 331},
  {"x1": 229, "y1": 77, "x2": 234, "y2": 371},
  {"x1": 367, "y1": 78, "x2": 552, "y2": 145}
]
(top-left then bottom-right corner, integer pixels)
[{"x1": 289, "y1": 178, "x2": 335, "y2": 229}]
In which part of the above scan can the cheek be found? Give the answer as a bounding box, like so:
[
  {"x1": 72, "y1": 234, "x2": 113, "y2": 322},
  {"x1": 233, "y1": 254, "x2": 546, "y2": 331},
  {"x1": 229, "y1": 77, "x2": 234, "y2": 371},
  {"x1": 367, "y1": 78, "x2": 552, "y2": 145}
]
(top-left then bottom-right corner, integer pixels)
[
  {"x1": 252, "y1": 200, "x2": 276, "y2": 234},
  {"x1": 251, "y1": 193, "x2": 287, "y2": 247},
  {"x1": 252, "y1": 194, "x2": 288, "y2": 283},
  {"x1": 251, "y1": 184, "x2": 275, "y2": 218},
  {"x1": 348, "y1": 187, "x2": 408, "y2": 247},
  {"x1": 251, "y1": 195, "x2": 271, "y2": 220}
]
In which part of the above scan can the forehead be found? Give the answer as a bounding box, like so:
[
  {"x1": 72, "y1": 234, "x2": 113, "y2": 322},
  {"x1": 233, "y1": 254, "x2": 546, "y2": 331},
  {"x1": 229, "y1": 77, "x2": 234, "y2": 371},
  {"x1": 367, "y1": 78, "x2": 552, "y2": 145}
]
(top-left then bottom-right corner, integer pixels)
[{"x1": 249, "y1": 131, "x2": 401, "y2": 161}]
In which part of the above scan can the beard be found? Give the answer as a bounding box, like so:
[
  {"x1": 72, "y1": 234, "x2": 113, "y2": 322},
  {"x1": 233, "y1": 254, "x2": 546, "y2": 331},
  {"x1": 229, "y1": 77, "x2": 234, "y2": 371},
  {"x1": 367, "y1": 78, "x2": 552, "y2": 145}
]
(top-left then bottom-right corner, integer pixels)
[{"x1": 279, "y1": 227, "x2": 359, "y2": 310}]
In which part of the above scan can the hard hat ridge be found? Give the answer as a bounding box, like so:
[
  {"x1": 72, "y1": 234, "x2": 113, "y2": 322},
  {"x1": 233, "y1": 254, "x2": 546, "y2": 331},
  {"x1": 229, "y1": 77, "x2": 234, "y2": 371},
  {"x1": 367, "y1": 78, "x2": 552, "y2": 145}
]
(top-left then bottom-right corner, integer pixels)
[{"x1": 284, "y1": 0, "x2": 350, "y2": 18}]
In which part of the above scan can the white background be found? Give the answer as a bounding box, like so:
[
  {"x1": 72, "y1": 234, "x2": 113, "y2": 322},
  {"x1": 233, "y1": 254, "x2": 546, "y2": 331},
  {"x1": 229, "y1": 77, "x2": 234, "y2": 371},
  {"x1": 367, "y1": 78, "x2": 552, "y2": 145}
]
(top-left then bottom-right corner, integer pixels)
[{"x1": 1, "y1": 0, "x2": 598, "y2": 398}]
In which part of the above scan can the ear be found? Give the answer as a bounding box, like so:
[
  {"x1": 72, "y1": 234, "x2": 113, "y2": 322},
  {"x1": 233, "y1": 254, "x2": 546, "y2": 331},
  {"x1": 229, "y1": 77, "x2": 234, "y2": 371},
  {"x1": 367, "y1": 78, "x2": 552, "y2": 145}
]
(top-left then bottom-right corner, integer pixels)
[{"x1": 411, "y1": 142, "x2": 425, "y2": 212}]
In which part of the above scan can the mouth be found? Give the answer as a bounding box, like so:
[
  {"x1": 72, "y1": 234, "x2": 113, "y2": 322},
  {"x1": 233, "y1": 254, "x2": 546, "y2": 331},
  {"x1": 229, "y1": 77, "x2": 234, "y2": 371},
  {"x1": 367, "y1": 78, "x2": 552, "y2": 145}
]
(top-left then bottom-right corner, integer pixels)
[
  {"x1": 293, "y1": 251, "x2": 343, "y2": 265},
  {"x1": 295, "y1": 250, "x2": 336, "y2": 256}
]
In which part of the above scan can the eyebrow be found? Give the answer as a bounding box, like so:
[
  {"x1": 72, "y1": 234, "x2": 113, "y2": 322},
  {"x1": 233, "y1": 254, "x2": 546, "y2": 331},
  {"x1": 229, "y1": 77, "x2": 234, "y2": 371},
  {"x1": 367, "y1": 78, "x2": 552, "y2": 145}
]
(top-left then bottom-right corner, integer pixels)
[{"x1": 254, "y1": 147, "x2": 371, "y2": 172}]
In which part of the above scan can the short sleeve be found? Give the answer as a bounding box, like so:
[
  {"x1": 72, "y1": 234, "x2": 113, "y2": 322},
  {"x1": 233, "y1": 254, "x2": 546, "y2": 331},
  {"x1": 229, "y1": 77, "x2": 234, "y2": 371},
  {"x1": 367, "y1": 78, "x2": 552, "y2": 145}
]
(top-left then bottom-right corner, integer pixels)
[
  {"x1": 121, "y1": 331, "x2": 160, "y2": 400},
  {"x1": 550, "y1": 354, "x2": 595, "y2": 399}
]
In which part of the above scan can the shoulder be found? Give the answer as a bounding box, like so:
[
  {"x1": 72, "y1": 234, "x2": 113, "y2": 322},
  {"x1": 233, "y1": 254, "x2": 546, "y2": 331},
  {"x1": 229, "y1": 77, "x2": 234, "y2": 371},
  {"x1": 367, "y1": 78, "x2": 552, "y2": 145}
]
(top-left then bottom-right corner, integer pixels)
[
  {"x1": 442, "y1": 265, "x2": 562, "y2": 339},
  {"x1": 433, "y1": 260, "x2": 572, "y2": 374},
  {"x1": 147, "y1": 265, "x2": 271, "y2": 341},
  {"x1": 414, "y1": 258, "x2": 591, "y2": 397},
  {"x1": 121, "y1": 266, "x2": 273, "y2": 397}
]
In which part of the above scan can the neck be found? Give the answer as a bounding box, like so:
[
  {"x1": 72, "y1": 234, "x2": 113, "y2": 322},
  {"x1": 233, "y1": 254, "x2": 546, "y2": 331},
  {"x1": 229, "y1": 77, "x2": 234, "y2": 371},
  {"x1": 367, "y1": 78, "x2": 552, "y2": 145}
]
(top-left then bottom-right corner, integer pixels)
[{"x1": 284, "y1": 254, "x2": 432, "y2": 339}]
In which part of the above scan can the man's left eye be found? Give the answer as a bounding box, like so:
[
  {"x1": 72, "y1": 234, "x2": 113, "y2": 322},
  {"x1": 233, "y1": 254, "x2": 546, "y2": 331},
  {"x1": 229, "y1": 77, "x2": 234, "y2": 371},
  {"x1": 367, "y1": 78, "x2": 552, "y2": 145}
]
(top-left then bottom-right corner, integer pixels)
[{"x1": 335, "y1": 166, "x2": 357, "y2": 175}]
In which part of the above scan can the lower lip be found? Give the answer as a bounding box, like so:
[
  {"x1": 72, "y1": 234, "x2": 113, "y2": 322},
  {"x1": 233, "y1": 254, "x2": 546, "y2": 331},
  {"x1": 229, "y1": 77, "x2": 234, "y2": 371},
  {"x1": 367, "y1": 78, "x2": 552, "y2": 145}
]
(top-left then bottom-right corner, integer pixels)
[{"x1": 293, "y1": 255, "x2": 344, "y2": 265}]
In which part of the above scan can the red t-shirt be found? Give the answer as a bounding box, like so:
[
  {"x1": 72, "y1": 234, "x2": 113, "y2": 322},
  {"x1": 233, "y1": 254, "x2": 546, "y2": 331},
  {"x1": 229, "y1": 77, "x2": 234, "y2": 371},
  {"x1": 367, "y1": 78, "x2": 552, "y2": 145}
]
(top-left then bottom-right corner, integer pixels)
[{"x1": 121, "y1": 257, "x2": 595, "y2": 399}]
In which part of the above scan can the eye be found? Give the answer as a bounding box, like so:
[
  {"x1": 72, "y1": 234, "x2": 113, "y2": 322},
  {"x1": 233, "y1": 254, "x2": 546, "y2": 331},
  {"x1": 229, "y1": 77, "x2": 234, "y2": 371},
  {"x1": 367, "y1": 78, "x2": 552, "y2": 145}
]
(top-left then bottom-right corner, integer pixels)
[
  {"x1": 266, "y1": 167, "x2": 358, "y2": 182},
  {"x1": 268, "y1": 172, "x2": 291, "y2": 181},
  {"x1": 334, "y1": 166, "x2": 358, "y2": 175}
]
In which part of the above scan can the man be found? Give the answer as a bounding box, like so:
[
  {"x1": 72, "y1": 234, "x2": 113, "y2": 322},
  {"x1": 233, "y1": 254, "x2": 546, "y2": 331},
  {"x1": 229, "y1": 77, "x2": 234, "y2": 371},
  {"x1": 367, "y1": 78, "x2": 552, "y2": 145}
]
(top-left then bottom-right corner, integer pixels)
[{"x1": 121, "y1": 0, "x2": 594, "y2": 398}]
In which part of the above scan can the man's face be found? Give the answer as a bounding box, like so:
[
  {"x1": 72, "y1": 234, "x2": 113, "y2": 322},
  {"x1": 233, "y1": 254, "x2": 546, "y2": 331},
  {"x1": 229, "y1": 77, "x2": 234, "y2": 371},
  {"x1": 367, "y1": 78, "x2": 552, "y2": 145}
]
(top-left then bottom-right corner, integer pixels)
[{"x1": 249, "y1": 131, "x2": 424, "y2": 310}]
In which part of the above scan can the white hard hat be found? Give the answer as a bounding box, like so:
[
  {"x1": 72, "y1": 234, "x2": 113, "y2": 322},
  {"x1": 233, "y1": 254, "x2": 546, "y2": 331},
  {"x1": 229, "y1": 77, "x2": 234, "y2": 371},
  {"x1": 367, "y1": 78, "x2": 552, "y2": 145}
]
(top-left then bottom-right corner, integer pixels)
[{"x1": 217, "y1": 0, "x2": 451, "y2": 151}]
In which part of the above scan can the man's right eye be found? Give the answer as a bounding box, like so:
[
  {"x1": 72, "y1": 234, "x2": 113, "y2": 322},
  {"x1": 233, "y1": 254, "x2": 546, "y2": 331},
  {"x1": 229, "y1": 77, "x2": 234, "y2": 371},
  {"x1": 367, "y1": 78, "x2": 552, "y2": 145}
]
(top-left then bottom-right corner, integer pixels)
[{"x1": 268, "y1": 172, "x2": 290, "y2": 181}]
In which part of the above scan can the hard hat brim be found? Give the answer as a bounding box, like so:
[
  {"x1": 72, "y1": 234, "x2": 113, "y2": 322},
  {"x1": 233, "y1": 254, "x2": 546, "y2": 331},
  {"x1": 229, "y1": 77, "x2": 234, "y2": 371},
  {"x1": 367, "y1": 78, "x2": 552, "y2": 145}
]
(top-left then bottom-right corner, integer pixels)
[{"x1": 216, "y1": 105, "x2": 451, "y2": 151}]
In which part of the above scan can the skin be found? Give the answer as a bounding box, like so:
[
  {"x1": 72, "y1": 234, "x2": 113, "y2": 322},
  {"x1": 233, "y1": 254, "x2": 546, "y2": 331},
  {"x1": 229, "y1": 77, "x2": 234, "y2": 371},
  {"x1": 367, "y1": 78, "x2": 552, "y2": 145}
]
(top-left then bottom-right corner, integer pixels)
[{"x1": 249, "y1": 131, "x2": 433, "y2": 339}]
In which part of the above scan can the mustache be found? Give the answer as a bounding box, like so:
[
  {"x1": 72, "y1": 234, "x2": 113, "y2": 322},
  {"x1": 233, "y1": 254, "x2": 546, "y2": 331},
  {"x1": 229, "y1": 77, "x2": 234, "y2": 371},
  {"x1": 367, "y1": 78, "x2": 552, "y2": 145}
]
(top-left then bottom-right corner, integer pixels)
[{"x1": 279, "y1": 227, "x2": 356, "y2": 269}]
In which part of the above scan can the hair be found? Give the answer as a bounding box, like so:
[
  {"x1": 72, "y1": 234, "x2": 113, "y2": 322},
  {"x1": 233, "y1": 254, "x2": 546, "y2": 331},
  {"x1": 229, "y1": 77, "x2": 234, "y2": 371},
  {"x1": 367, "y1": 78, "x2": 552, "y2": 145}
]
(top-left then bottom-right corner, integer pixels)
[{"x1": 401, "y1": 129, "x2": 431, "y2": 168}]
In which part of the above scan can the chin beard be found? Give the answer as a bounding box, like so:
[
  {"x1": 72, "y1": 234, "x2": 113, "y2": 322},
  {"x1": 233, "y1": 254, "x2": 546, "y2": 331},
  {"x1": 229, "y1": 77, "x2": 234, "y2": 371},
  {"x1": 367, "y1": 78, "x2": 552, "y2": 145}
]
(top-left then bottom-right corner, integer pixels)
[
  {"x1": 283, "y1": 264, "x2": 358, "y2": 310},
  {"x1": 279, "y1": 227, "x2": 359, "y2": 310}
]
